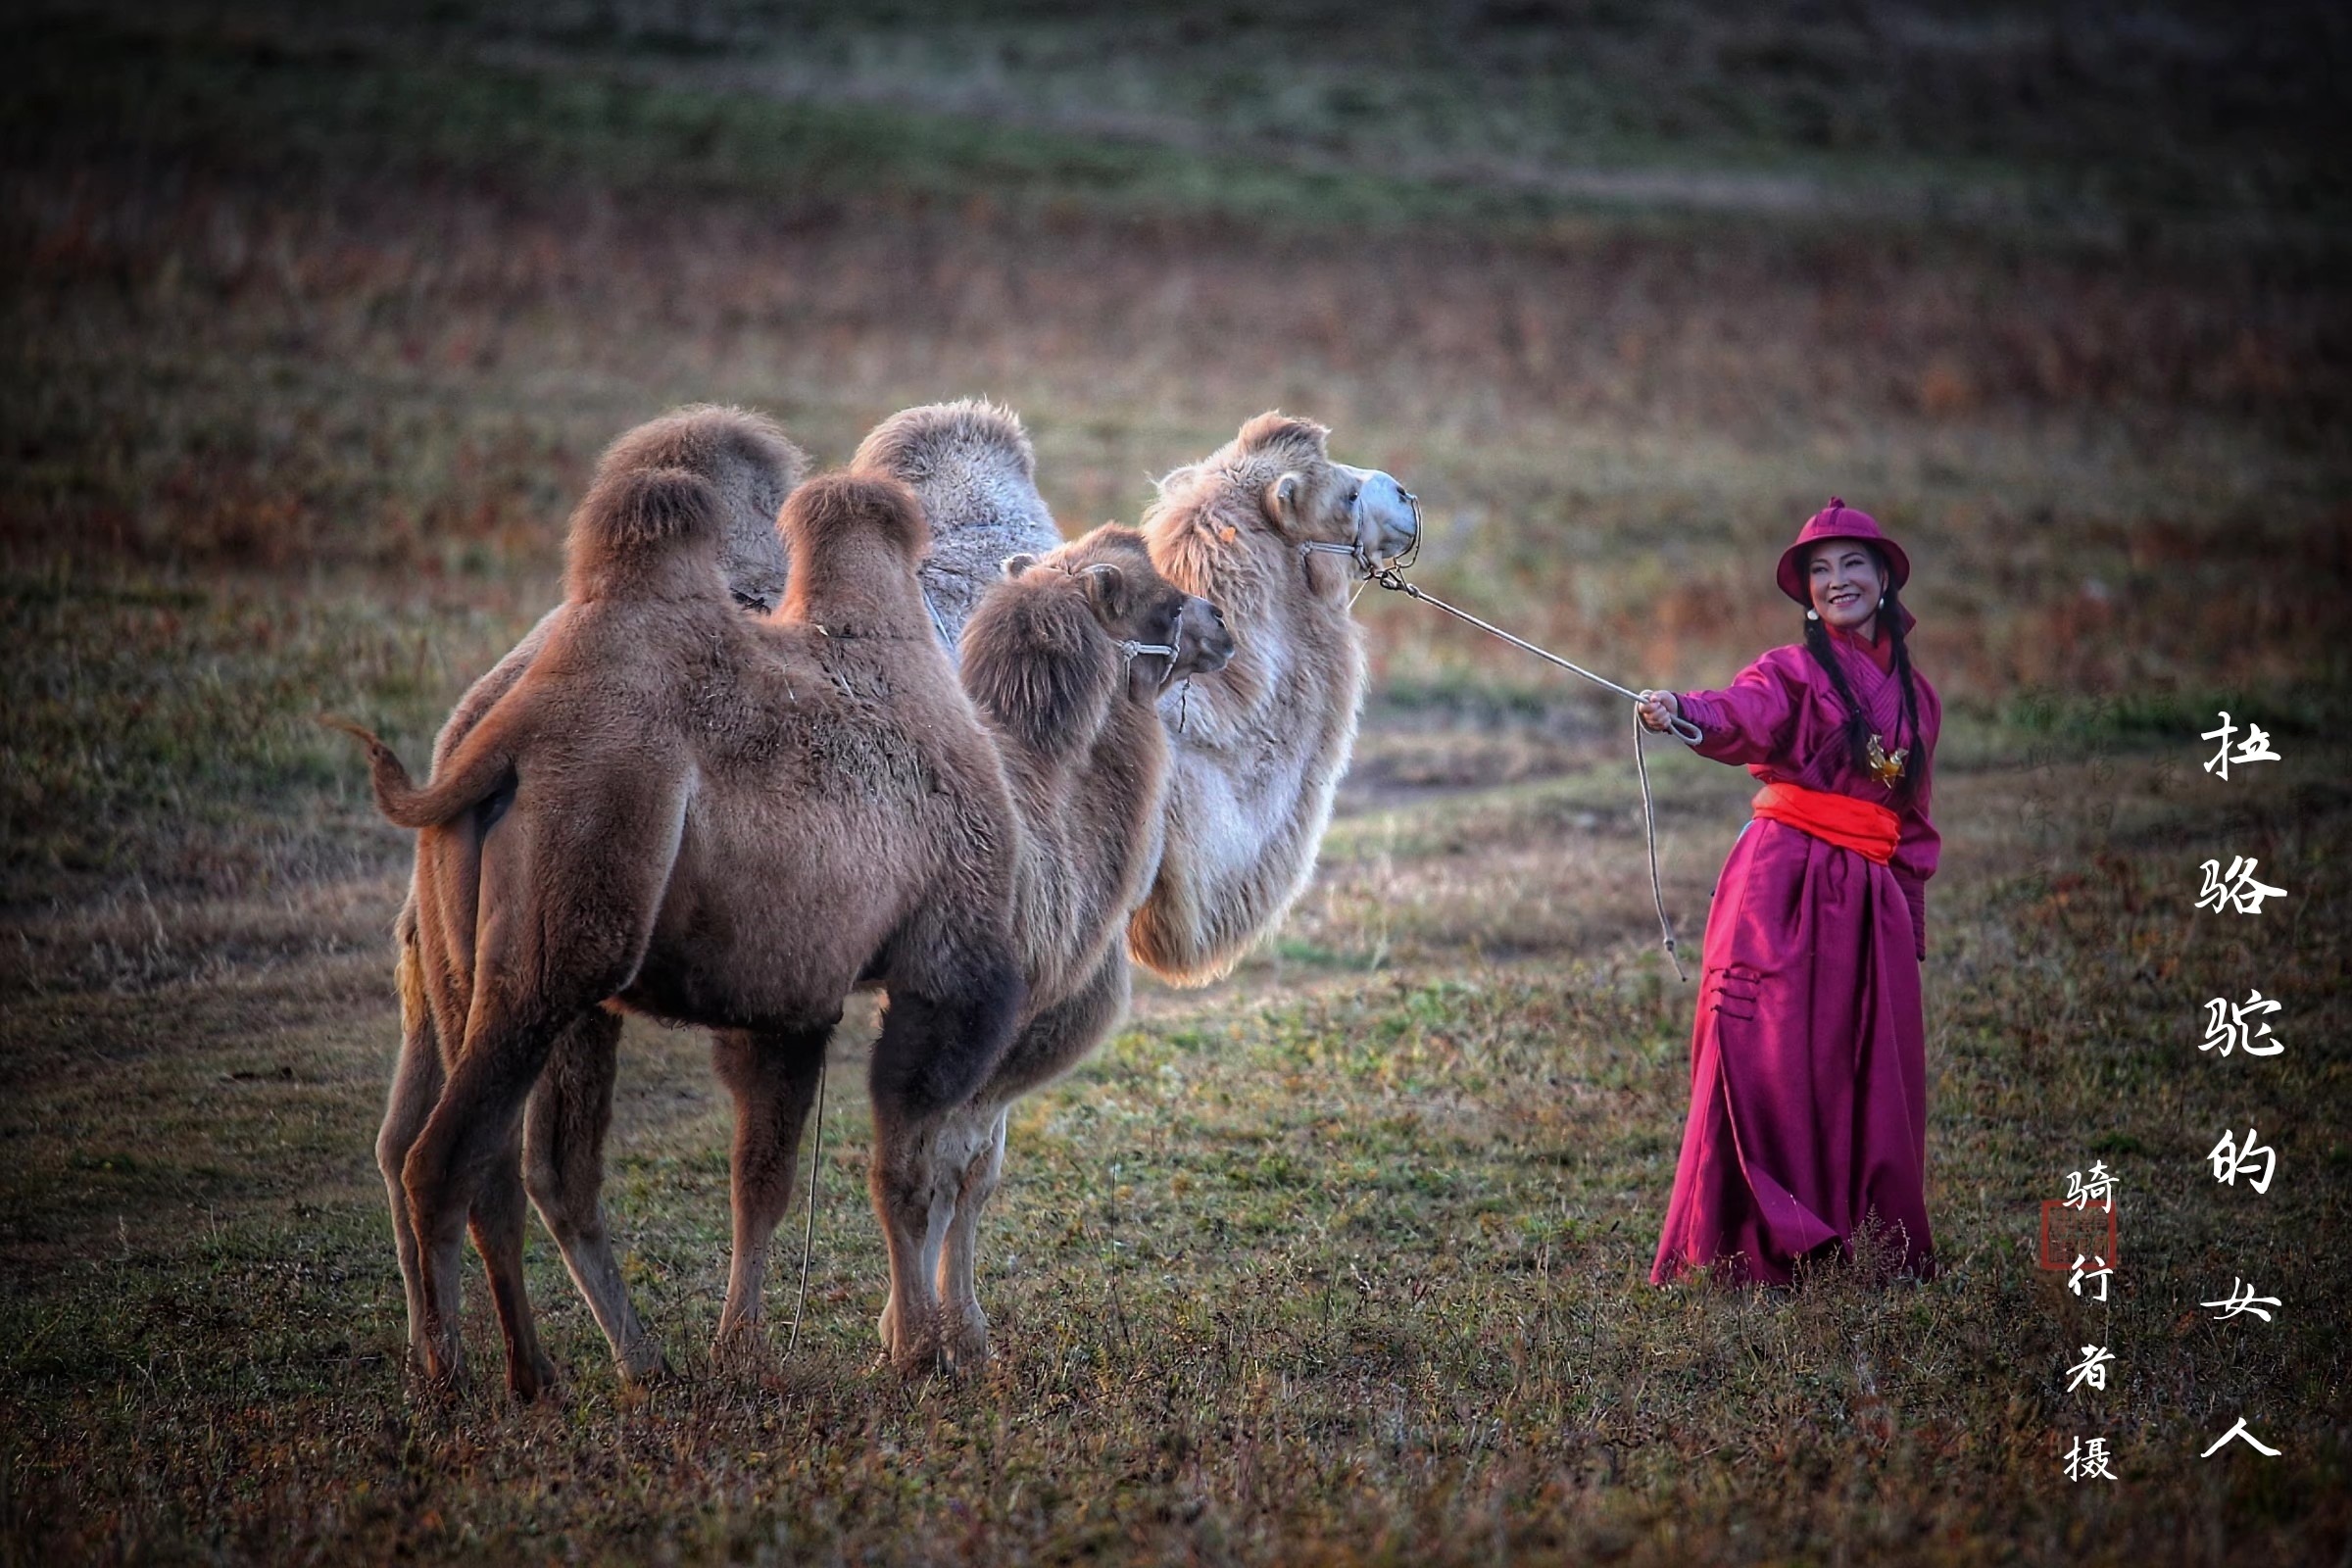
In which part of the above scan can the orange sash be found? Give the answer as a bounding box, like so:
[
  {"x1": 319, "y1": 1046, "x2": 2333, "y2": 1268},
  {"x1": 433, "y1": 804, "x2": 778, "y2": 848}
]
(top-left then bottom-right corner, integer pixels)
[{"x1": 1751, "y1": 781, "x2": 1898, "y2": 865}]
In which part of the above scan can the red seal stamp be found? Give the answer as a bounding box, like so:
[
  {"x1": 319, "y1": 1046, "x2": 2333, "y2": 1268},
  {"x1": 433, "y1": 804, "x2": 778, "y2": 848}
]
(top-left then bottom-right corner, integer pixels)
[{"x1": 2039, "y1": 1199, "x2": 2119, "y2": 1272}]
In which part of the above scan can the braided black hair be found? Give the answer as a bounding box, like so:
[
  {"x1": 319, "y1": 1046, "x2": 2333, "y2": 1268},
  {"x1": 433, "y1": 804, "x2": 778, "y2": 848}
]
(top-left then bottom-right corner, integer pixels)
[{"x1": 1799, "y1": 545, "x2": 1923, "y2": 795}]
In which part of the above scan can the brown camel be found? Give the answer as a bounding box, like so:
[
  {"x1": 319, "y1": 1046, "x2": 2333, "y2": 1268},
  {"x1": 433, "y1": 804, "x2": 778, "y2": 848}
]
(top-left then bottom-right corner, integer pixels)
[
  {"x1": 338, "y1": 466, "x2": 1033, "y2": 1384},
  {"x1": 866, "y1": 523, "x2": 1233, "y2": 1368},
  {"x1": 885, "y1": 411, "x2": 1421, "y2": 1368},
  {"x1": 376, "y1": 406, "x2": 807, "y2": 1396},
  {"x1": 341, "y1": 466, "x2": 1231, "y2": 1382},
  {"x1": 383, "y1": 407, "x2": 806, "y2": 1392}
]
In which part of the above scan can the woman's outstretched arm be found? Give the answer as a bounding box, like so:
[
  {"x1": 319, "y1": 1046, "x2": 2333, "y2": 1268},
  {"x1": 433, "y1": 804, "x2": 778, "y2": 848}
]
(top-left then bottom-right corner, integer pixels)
[{"x1": 1656, "y1": 648, "x2": 1808, "y2": 767}]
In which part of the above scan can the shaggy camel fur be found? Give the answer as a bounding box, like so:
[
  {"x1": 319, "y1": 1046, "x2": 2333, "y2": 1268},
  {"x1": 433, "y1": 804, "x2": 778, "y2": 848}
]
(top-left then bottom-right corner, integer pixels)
[
  {"x1": 343, "y1": 467, "x2": 1030, "y2": 1384},
  {"x1": 379, "y1": 405, "x2": 807, "y2": 1396},
  {"x1": 1127, "y1": 412, "x2": 1420, "y2": 983},
  {"x1": 370, "y1": 401, "x2": 1408, "y2": 1387},
  {"x1": 852, "y1": 398, "x2": 1064, "y2": 661},
  {"x1": 544, "y1": 527, "x2": 1221, "y2": 1379}
]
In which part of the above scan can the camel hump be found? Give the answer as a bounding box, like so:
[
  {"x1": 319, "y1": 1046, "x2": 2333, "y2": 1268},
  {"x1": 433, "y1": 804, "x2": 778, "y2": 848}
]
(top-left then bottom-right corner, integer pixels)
[
  {"x1": 596, "y1": 405, "x2": 808, "y2": 612},
  {"x1": 562, "y1": 466, "x2": 728, "y2": 601},
  {"x1": 1232, "y1": 411, "x2": 1333, "y2": 464},
  {"x1": 598, "y1": 404, "x2": 808, "y2": 495},
  {"x1": 855, "y1": 400, "x2": 1064, "y2": 658},
  {"x1": 785, "y1": 471, "x2": 928, "y2": 563},
  {"x1": 773, "y1": 472, "x2": 940, "y2": 637},
  {"x1": 854, "y1": 398, "x2": 1035, "y2": 486}
]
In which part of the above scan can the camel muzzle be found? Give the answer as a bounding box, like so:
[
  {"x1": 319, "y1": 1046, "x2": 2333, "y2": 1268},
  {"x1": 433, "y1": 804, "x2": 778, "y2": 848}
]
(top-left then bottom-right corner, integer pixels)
[{"x1": 1347, "y1": 466, "x2": 1421, "y2": 566}]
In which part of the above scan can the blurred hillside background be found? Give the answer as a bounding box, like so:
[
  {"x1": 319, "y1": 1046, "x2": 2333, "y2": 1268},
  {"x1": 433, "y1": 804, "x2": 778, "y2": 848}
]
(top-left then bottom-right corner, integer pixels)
[{"x1": 3, "y1": 4, "x2": 2348, "y2": 1564}]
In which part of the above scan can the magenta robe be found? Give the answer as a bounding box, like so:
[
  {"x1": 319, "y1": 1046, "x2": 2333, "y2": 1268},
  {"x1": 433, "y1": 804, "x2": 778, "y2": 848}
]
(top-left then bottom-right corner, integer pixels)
[{"x1": 1649, "y1": 627, "x2": 1941, "y2": 1286}]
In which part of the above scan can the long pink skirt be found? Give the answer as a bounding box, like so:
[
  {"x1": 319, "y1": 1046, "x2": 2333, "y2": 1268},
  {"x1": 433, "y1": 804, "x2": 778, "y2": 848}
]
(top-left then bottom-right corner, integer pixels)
[{"x1": 1650, "y1": 817, "x2": 1936, "y2": 1286}]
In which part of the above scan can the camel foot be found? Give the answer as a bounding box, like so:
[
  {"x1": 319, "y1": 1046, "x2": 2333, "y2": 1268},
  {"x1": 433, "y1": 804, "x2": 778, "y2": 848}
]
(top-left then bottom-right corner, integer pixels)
[
  {"x1": 506, "y1": 1350, "x2": 562, "y2": 1403},
  {"x1": 886, "y1": 1322, "x2": 947, "y2": 1380},
  {"x1": 941, "y1": 1305, "x2": 991, "y2": 1375},
  {"x1": 402, "y1": 1348, "x2": 465, "y2": 1409},
  {"x1": 710, "y1": 1323, "x2": 774, "y2": 1378},
  {"x1": 616, "y1": 1344, "x2": 676, "y2": 1390},
  {"x1": 408, "y1": 1331, "x2": 465, "y2": 1391}
]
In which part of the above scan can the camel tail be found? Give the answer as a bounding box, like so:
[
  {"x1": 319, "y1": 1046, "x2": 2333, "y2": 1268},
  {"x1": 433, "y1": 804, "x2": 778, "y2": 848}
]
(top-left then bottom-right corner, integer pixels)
[{"x1": 318, "y1": 714, "x2": 514, "y2": 831}]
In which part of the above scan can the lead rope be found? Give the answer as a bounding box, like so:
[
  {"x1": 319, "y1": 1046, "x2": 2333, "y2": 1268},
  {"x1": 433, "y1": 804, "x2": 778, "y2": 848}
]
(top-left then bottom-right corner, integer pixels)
[
  {"x1": 1631, "y1": 705, "x2": 1687, "y2": 981},
  {"x1": 1364, "y1": 564, "x2": 1695, "y2": 980},
  {"x1": 784, "y1": 1055, "x2": 826, "y2": 1358}
]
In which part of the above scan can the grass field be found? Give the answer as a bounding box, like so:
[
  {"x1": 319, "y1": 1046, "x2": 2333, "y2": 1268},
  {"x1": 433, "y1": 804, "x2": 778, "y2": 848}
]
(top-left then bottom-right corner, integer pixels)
[{"x1": 4, "y1": 4, "x2": 2349, "y2": 1563}]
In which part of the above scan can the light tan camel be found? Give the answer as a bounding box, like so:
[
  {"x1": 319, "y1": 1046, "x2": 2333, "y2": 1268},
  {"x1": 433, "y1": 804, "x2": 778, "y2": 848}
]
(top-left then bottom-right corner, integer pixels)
[
  {"x1": 1127, "y1": 412, "x2": 1419, "y2": 983},
  {"x1": 338, "y1": 467, "x2": 1035, "y2": 1385},
  {"x1": 377, "y1": 405, "x2": 808, "y2": 1396},
  {"x1": 851, "y1": 403, "x2": 1419, "y2": 991}
]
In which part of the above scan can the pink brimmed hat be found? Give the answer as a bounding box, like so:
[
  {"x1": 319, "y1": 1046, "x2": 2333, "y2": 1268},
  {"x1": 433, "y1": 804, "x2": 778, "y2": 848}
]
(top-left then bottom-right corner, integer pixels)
[{"x1": 1775, "y1": 498, "x2": 1911, "y2": 608}]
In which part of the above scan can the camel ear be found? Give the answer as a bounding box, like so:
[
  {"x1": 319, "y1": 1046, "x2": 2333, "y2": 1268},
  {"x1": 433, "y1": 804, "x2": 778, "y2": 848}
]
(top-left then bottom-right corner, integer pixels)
[
  {"x1": 1262, "y1": 472, "x2": 1304, "y2": 532},
  {"x1": 1001, "y1": 552, "x2": 1038, "y2": 579},
  {"x1": 1081, "y1": 563, "x2": 1127, "y2": 617}
]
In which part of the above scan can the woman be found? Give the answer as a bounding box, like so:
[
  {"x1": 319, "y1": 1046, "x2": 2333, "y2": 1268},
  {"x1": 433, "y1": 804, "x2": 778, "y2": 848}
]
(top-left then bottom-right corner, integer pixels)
[{"x1": 1638, "y1": 500, "x2": 1940, "y2": 1286}]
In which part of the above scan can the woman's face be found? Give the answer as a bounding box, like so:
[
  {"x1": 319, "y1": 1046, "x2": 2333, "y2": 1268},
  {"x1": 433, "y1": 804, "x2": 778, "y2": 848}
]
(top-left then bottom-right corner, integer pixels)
[{"x1": 1808, "y1": 541, "x2": 1887, "y2": 635}]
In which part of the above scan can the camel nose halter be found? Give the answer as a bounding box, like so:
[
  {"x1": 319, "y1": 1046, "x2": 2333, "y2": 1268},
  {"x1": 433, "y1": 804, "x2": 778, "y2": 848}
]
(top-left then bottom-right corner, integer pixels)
[
  {"x1": 1364, "y1": 561, "x2": 1698, "y2": 981},
  {"x1": 1299, "y1": 484, "x2": 1426, "y2": 579},
  {"x1": 1116, "y1": 638, "x2": 1178, "y2": 664}
]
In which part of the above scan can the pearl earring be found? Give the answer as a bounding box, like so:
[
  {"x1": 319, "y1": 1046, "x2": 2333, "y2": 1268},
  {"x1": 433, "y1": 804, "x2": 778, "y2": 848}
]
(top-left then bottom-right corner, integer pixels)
[
  {"x1": 1806, "y1": 609, "x2": 1819, "y2": 620},
  {"x1": 1878, "y1": 596, "x2": 1886, "y2": 608}
]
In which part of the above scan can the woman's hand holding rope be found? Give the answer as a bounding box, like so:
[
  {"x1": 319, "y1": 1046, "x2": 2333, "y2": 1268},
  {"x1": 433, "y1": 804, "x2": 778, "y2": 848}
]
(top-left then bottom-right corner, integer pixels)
[{"x1": 1637, "y1": 690, "x2": 1683, "y2": 735}]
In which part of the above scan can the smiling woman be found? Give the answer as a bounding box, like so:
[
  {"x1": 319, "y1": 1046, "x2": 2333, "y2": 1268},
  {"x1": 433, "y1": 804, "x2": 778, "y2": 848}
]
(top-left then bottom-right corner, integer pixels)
[{"x1": 1637, "y1": 499, "x2": 1941, "y2": 1288}]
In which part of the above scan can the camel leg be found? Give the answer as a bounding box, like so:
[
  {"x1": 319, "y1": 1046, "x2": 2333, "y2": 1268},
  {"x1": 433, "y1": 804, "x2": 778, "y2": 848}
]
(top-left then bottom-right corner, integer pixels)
[
  {"x1": 867, "y1": 958, "x2": 1023, "y2": 1378},
  {"x1": 870, "y1": 1128, "x2": 959, "y2": 1372},
  {"x1": 402, "y1": 834, "x2": 555, "y2": 1398},
  {"x1": 377, "y1": 905, "x2": 442, "y2": 1377},
  {"x1": 402, "y1": 984, "x2": 573, "y2": 1386},
  {"x1": 469, "y1": 1123, "x2": 557, "y2": 1399},
  {"x1": 933, "y1": 1105, "x2": 1006, "y2": 1372},
  {"x1": 521, "y1": 1006, "x2": 669, "y2": 1385},
  {"x1": 710, "y1": 1023, "x2": 830, "y2": 1355},
  {"x1": 938, "y1": 949, "x2": 1133, "y2": 1369}
]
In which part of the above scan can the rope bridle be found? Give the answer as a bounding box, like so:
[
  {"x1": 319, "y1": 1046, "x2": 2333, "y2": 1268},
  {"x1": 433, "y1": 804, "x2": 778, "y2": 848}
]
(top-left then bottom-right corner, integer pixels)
[{"x1": 1116, "y1": 638, "x2": 1179, "y2": 665}]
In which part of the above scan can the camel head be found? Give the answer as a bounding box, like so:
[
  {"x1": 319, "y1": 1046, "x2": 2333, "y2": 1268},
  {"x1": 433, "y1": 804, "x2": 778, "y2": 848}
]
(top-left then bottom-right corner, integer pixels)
[
  {"x1": 1334, "y1": 463, "x2": 1421, "y2": 567},
  {"x1": 1144, "y1": 412, "x2": 1418, "y2": 606},
  {"x1": 1036, "y1": 525, "x2": 1234, "y2": 703},
  {"x1": 974, "y1": 527, "x2": 1231, "y2": 752}
]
